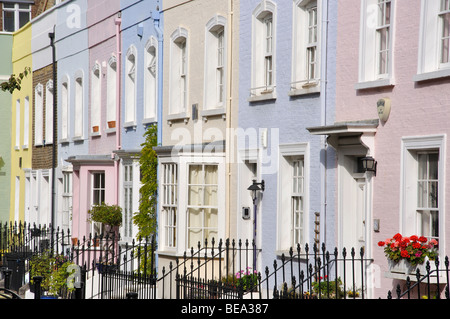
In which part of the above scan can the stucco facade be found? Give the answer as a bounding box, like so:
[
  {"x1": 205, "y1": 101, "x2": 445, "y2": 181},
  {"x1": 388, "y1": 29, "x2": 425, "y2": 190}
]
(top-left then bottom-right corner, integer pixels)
[
  {"x1": 237, "y1": 0, "x2": 337, "y2": 272},
  {"x1": 331, "y1": 0, "x2": 450, "y2": 298},
  {"x1": 10, "y1": 22, "x2": 33, "y2": 223},
  {"x1": 155, "y1": 0, "x2": 240, "y2": 297},
  {"x1": 0, "y1": 34, "x2": 13, "y2": 222}
]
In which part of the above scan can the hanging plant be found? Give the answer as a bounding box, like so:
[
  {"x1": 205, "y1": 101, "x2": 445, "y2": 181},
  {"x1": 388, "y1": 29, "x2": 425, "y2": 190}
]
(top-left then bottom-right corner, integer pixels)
[{"x1": 88, "y1": 202, "x2": 123, "y2": 227}]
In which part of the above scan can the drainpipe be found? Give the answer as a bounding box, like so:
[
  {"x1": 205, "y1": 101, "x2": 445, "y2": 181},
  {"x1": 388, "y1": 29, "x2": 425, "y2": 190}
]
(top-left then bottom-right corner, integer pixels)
[
  {"x1": 49, "y1": 27, "x2": 57, "y2": 230},
  {"x1": 320, "y1": 0, "x2": 329, "y2": 246},
  {"x1": 153, "y1": 6, "x2": 163, "y2": 145},
  {"x1": 226, "y1": 0, "x2": 234, "y2": 238},
  {"x1": 114, "y1": 14, "x2": 122, "y2": 204}
]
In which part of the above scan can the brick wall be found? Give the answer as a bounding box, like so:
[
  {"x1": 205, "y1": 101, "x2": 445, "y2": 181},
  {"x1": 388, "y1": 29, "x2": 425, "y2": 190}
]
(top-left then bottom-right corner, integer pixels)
[{"x1": 32, "y1": 63, "x2": 57, "y2": 170}]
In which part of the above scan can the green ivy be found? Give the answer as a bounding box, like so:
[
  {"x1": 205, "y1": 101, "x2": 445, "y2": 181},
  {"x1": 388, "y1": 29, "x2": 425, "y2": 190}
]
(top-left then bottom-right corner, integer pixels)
[
  {"x1": 134, "y1": 123, "x2": 158, "y2": 239},
  {"x1": 0, "y1": 67, "x2": 31, "y2": 94}
]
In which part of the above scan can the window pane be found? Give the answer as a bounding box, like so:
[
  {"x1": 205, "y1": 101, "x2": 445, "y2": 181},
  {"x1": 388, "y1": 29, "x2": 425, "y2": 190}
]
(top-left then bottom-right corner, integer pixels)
[
  {"x1": 18, "y1": 11, "x2": 29, "y2": 28},
  {"x1": 3, "y1": 11, "x2": 15, "y2": 32},
  {"x1": 441, "y1": 13, "x2": 450, "y2": 64}
]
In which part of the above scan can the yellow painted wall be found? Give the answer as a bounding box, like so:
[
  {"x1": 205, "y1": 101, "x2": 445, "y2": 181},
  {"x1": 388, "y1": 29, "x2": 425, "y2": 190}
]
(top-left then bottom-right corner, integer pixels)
[{"x1": 9, "y1": 22, "x2": 33, "y2": 223}]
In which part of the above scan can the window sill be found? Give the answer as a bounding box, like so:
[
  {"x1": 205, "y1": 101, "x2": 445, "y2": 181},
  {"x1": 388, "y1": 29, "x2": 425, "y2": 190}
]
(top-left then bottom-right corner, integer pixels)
[
  {"x1": 72, "y1": 136, "x2": 85, "y2": 142},
  {"x1": 354, "y1": 78, "x2": 394, "y2": 90},
  {"x1": 59, "y1": 138, "x2": 70, "y2": 144},
  {"x1": 105, "y1": 128, "x2": 116, "y2": 134},
  {"x1": 289, "y1": 82, "x2": 321, "y2": 96},
  {"x1": 167, "y1": 112, "x2": 190, "y2": 125},
  {"x1": 143, "y1": 117, "x2": 157, "y2": 125},
  {"x1": 90, "y1": 131, "x2": 101, "y2": 137},
  {"x1": 413, "y1": 68, "x2": 450, "y2": 82},
  {"x1": 201, "y1": 107, "x2": 226, "y2": 121},
  {"x1": 248, "y1": 90, "x2": 277, "y2": 102},
  {"x1": 124, "y1": 121, "x2": 137, "y2": 130}
]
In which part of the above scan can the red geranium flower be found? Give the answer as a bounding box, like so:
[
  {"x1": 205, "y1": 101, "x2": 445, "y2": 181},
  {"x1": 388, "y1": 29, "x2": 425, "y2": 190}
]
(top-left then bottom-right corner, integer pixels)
[
  {"x1": 400, "y1": 250, "x2": 410, "y2": 258},
  {"x1": 418, "y1": 236, "x2": 427, "y2": 243}
]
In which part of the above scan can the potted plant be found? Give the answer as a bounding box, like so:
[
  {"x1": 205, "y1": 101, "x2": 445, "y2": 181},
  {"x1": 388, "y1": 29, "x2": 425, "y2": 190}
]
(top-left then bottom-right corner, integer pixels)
[
  {"x1": 378, "y1": 233, "x2": 438, "y2": 274},
  {"x1": 235, "y1": 267, "x2": 259, "y2": 292},
  {"x1": 311, "y1": 276, "x2": 345, "y2": 299},
  {"x1": 88, "y1": 202, "x2": 122, "y2": 233}
]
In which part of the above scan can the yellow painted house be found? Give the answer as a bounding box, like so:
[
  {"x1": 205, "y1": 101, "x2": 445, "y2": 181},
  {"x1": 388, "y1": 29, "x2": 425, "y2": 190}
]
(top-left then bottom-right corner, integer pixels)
[{"x1": 9, "y1": 22, "x2": 33, "y2": 223}]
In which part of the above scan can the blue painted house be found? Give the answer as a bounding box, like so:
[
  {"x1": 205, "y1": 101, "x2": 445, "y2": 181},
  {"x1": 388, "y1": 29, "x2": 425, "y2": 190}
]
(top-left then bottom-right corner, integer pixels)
[
  {"x1": 116, "y1": 0, "x2": 163, "y2": 241},
  {"x1": 56, "y1": 0, "x2": 90, "y2": 238},
  {"x1": 236, "y1": 0, "x2": 337, "y2": 272}
]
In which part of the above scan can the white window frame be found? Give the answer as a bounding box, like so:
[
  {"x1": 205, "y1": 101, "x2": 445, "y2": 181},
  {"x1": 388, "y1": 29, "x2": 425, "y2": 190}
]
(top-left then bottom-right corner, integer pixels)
[
  {"x1": 2, "y1": 2, "x2": 31, "y2": 32},
  {"x1": 439, "y1": 0, "x2": 450, "y2": 67},
  {"x1": 34, "y1": 84, "x2": 44, "y2": 146},
  {"x1": 91, "y1": 171, "x2": 106, "y2": 236},
  {"x1": 161, "y1": 163, "x2": 178, "y2": 250},
  {"x1": 15, "y1": 99, "x2": 20, "y2": 149},
  {"x1": 415, "y1": 0, "x2": 450, "y2": 81},
  {"x1": 74, "y1": 74, "x2": 84, "y2": 140},
  {"x1": 204, "y1": 15, "x2": 227, "y2": 114},
  {"x1": 291, "y1": 0, "x2": 321, "y2": 95},
  {"x1": 186, "y1": 163, "x2": 219, "y2": 249},
  {"x1": 356, "y1": 0, "x2": 395, "y2": 90},
  {"x1": 122, "y1": 163, "x2": 134, "y2": 240},
  {"x1": 400, "y1": 135, "x2": 445, "y2": 254},
  {"x1": 45, "y1": 80, "x2": 54, "y2": 144},
  {"x1": 106, "y1": 56, "x2": 117, "y2": 130},
  {"x1": 23, "y1": 96, "x2": 29, "y2": 148},
  {"x1": 125, "y1": 46, "x2": 137, "y2": 128},
  {"x1": 249, "y1": 0, "x2": 277, "y2": 101},
  {"x1": 277, "y1": 143, "x2": 309, "y2": 252},
  {"x1": 169, "y1": 28, "x2": 189, "y2": 119},
  {"x1": 144, "y1": 38, "x2": 158, "y2": 123},
  {"x1": 61, "y1": 79, "x2": 69, "y2": 142},
  {"x1": 62, "y1": 170, "x2": 73, "y2": 231},
  {"x1": 90, "y1": 63, "x2": 101, "y2": 135},
  {"x1": 159, "y1": 155, "x2": 225, "y2": 253}
]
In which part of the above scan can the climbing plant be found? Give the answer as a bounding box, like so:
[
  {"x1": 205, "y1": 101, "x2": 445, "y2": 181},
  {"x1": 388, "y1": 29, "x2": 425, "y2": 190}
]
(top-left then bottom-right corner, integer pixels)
[
  {"x1": 134, "y1": 123, "x2": 158, "y2": 239},
  {"x1": 0, "y1": 66, "x2": 31, "y2": 94}
]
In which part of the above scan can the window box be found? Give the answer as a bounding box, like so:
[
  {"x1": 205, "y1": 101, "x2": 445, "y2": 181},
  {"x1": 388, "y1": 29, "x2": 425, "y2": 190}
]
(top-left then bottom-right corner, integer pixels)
[{"x1": 107, "y1": 121, "x2": 116, "y2": 129}]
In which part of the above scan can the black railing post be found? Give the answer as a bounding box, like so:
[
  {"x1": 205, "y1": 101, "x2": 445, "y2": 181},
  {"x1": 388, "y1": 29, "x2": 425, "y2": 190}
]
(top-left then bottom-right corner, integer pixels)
[
  {"x1": 33, "y1": 276, "x2": 43, "y2": 299},
  {"x1": 126, "y1": 292, "x2": 138, "y2": 299},
  {"x1": 74, "y1": 281, "x2": 84, "y2": 299},
  {"x1": 2, "y1": 268, "x2": 12, "y2": 290}
]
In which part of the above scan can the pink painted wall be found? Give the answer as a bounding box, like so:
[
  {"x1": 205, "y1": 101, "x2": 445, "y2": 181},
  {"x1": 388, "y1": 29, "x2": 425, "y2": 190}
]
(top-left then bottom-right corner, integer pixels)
[
  {"x1": 72, "y1": 163, "x2": 116, "y2": 240},
  {"x1": 336, "y1": 0, "x2": 450, "y2": 297},
  {"x1": 87, "y1": 0, "x2": 121, "y2": 155}
]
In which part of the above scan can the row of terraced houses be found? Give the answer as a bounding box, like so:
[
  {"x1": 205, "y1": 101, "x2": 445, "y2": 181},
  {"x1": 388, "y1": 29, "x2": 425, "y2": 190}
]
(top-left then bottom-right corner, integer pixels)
[{"x1": 1, "y1": 0, "x2": 450, "y2": 299}]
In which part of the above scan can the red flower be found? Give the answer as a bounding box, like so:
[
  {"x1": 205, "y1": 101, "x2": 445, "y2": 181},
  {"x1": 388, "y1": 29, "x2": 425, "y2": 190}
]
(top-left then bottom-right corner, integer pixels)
[
  {"x1": 418, "y1": 236, "x2": 427, "y2": 243},
  {"x1": 393, "y1": 233, "x2": 403, "y2": 241},
  {"x1": 412, "y1": 242, "x2": 421, "y2": 249},
  {"x1": 401, "y1": 250, "x2": 410, "y2": 258},
  {"x1": 410, "y1": 235, "x2": 418, "y2": 242},
  {"x1": 378, "y1": 241, "x2": 385, "y2": 247}
]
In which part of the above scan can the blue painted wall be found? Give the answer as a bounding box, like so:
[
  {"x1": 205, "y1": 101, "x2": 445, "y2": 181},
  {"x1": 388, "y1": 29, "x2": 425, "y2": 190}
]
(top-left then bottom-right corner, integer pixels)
[
  {"x1": 56, "y1": 0, "x2": 90, "y2": 164},
  {"x1": 120, "y1": 0, "x2": 163, "y2": 150},
  {"x1": 237, "y1": 0, "x2": 337, "y2": 269}
]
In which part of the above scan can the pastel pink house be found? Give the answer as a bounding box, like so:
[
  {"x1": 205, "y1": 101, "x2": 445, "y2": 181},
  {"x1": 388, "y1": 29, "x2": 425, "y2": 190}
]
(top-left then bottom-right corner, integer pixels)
[
  {"x1": 309, "y1": 0, "x2": 450, "y2": 298},
  {"x1": 69, "y1": 0, "x2": 122, "y2": 240}
]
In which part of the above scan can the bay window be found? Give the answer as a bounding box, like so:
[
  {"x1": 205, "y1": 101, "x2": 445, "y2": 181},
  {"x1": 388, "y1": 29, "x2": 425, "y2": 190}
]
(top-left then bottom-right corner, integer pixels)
[{"x1": 187, "y1": 164, "x2": 218, "y2": 249}]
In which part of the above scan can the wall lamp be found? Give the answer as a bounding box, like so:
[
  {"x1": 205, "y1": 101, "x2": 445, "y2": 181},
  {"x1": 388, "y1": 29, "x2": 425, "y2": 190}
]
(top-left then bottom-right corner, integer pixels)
[
  {"x1": 361, "y1": 156, "x2": 377, "y2": 176},
  {"x1": 248, "y1": 179, "x2": 265, "y2": 202}
]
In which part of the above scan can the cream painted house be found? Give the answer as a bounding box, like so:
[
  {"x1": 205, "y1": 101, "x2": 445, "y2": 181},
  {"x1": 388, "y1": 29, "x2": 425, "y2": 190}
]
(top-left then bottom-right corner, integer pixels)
[{"x1": 155, "y1": 0, "x2": 240, "y2": 292}]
